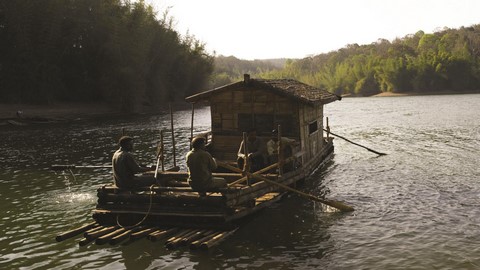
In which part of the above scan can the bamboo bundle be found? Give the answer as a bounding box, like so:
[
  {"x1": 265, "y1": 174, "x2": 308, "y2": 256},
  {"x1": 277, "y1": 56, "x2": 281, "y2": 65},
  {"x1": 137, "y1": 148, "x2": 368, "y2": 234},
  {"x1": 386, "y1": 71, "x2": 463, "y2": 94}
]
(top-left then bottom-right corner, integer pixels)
[
  {"x1": 95, "y1": 204, "x2": 230, "y2": 217},
  {"x1": 165, "y1": 229, "x2": 205, "y2": 249},
  {"x1": 164, "y1": 229, "x2": 195, "y2": 249},
  {"x1": 55, "y1": 221, "x2": 97, "y2": 242},
  {"x1": 130, "y1": 227, "x2": 158, "y2": 240},
  {"x1": 85, "y1": 226, "x2": 118, "y2": 241},
  {"x1": 95, "y1": 227, "x2": 127, "y2": 245},
  {"x1": 180, "y1": 229, "x2": 213, "y2": 246},
  {"x1": 109, "y1": 226, "x2": 145, "y2": 245},
  {"x1": 189, "y1": 231, "x2": 223, "y2": 250},
  {"x1": 200, "y1": 229, "x2": 238, "y2": 250},
  {"x1": 148, "y1": 228, "x2": 178, "y2": 242},
  {"x1": 97, "y1": 192, "x2": 226, "y2": 206},
  {"x1": 83, "y1": 225, "x2": 106, "y2": 237}
]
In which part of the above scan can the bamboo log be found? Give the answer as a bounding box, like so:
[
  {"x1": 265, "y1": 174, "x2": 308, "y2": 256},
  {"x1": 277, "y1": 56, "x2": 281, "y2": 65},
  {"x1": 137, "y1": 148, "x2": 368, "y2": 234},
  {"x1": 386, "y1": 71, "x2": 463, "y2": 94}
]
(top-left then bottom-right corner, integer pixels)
[
  {"x1": 95, "y1": 203, "x2": 228, "y2": 215},
  {"x1": 97, "y1": 192, "x2": 226, "y2": 206},
  {"x1": 109, "y1": 227, "x2": 144, "y2": 245},
  {"x1": 164, "y1": 229, "x2": 194, "y2": 249},
  {"x1": 165, "y1": 229, "x2": 205, "y2": 249},
  {"x1": 97, "y1": 185, "x2": 237, "y2": 194},
  {"x1": 55, "y1": 221, "x2": 97, "y2": 242},
  {"x1": 79, "y1": 237, "x2": 95, "y2": 247},
  {"x1": 85, "y1": 226, "x2": 118, "y2": 241},
  {"x1": 95, "y1": 227, "x2": 127, "y2": 245},
  {"x1": 190, "y1": 231, "x2": 223, "y2": 250},
  {"x1": 83, "y1": 225, "x2": 105, "y2": 237},
  {"x1": 148, "y1": 228, "x2": 178, "y2": 242},
  {"x1": 181, "y1": 229, "x2": 213, "y2": 245},
  {"x1": 200, "y1": 229, "x2": 238, "y2": 250},
  {"x1": 130, "y1": 227, "x2": 158, "y2": 240}
]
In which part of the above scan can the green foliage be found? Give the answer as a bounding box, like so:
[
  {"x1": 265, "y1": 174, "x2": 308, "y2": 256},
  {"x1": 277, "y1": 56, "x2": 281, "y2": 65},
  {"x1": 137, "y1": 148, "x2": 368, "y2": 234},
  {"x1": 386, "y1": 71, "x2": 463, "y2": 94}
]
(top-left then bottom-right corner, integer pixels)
[
  {"x1": 0, "y1": 0, "x2": 213, "y2": 111},
  {"x1": 214, "y1": 25, "x2": 480, "y2": 96},
  {"x1": 208, "y1": 56, "x2": 285, "y2": 88}
]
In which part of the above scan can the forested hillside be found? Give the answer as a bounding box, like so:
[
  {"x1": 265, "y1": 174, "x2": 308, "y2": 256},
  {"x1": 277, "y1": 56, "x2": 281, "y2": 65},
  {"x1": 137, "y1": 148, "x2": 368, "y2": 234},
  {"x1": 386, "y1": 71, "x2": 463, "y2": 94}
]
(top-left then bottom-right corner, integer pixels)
[
  {"x1": 208, "y1": 56, "x2": 285, "y2": 88},
  {"x1": 259, "y1": 25, "x2": 480, "y2": 95},
  {"x1": 0, "y1": 0, "x2": 213, "y2": 111},
  {"x1": 2, "y1": 0, "x2": 479, "y2": 112}
]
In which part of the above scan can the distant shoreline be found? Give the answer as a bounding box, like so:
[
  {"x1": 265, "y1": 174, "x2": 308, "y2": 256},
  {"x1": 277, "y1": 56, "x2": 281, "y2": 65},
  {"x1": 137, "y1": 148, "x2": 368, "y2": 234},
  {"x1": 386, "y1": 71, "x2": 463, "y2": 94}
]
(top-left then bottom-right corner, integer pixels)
[
  {"x1": 1, "y1": 90, "x2": 479, "y2": 122},
  {"x1": 343, "y1": 90, "x2": 480, "y2": 98}
]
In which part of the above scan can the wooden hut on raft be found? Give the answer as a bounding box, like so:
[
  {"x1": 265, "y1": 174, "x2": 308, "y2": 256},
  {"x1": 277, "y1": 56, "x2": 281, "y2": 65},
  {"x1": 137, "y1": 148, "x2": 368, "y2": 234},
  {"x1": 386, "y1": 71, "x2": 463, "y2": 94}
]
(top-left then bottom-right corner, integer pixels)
[
  {"x1": 54, "y1": 74, "x2": 349, "y2": 250},
  {"x1": 185, "y1": 74, "x2": 341, "y2": 170}
]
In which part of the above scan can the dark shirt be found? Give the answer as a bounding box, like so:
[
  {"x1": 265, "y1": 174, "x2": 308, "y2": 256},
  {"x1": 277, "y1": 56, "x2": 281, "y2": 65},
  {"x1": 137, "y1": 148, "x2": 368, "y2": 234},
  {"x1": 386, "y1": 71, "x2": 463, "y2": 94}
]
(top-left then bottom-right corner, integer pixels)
[
  {"x1": 238, "y1": 137, "x2": 267, "y2": 163},
  {"x1": 112, "y1": 148, "x2": 142, "y2": 188},
  {"x1": 186, "y1": 148, "x2": 217, "y2": 191}
]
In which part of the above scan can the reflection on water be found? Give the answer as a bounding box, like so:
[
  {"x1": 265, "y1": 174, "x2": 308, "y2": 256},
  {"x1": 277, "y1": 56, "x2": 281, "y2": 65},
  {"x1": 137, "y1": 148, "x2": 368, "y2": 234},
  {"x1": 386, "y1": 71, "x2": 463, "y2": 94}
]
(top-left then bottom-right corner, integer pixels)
[{"x1": 1, "y1": 96, "x2": 480, "y2": 269}]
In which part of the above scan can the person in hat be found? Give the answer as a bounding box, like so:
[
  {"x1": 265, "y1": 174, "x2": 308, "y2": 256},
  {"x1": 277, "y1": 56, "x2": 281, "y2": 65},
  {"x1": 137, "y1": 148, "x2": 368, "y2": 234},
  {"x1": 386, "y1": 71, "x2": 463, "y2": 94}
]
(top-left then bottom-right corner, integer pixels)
[
  {"x1": 112, "y1": 136, "x2": 156, "y2": 189},
  {"x1": 267, "y1": 129, "x2": 296, "y2": 171},
  {"x1": 186, "y1": 136, "x2": 226, "y2": 194},
  {"x1": 237, "y1": 128, "x2": 267, "y2": 172}
]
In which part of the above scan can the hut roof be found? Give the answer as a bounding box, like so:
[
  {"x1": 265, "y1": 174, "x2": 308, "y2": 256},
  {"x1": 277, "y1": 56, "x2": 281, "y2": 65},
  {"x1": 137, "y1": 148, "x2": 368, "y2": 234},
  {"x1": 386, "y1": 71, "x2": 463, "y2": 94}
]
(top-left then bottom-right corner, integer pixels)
[{"x1": 185, "y1": 75, "x2": 341, "y2": 105}]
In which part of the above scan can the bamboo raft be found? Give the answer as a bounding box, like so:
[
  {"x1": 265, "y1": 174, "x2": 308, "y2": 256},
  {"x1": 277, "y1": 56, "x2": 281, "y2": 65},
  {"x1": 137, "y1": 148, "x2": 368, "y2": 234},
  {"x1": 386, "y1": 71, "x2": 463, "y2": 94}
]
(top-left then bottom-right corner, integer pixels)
[
  {"x1": 56, "y1": 221, "x2": 238, "y2": 250},
  {"x1": 54, "y1": 75, "x2": 349, "y2": 250}
]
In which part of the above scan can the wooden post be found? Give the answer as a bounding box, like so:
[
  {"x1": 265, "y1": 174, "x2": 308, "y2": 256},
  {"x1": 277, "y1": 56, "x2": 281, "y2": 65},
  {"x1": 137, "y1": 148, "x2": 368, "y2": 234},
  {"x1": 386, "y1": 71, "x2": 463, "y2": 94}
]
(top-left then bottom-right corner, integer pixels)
[
  {"x1": 277, "y1": 125, "x2": 283, "y2": 176},
  {"x1": 169, "y1": 103, "x2": 177, "y2": 168},
  {"x1": 242, "y1": 132, "x2": 250, "y2": 185},
  {"x1": 161, "y1": 130, "x2": 165, "y2": 172},
  {"x1": 326, "y1": 117, "x2": 330, "y2": 139},
  {"x1": 190, "y1": 103, "x2": 195, "y2": 150}
]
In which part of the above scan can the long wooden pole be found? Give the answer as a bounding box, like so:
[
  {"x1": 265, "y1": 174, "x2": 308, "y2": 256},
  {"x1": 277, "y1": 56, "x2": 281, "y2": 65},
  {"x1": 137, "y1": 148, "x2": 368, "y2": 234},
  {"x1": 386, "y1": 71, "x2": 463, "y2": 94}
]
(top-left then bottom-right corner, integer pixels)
[
  {"x1": 169, "y1": 103, "x2": 177, "y2": 167},
  {"x1": 217, "y1": 161, "x2": 354, "y2": 212},
  {"x1": 190, "y1": 103, "x2": 195, "y2": 150},
  {"x1": 161, "y1": 130, "x2": 165, "y2": 171},
  {"x1": 323, "y1": 129, "x2": 386, "y2": 156},
  {"x1": 154, "y1": 129, "x2": 163, "y2": 180},
  {"x1": 51, "y1": 165, "x2": 111, "y2": 170}
]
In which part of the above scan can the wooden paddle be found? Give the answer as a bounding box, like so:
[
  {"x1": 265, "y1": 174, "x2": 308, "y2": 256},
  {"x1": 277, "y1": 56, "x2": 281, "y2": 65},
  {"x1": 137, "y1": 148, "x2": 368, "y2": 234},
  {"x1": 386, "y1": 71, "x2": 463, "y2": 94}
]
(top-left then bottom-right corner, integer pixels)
[
  {"x1": 324, "y1": 129, "x2": 386, "y2": 156},
  {"x1": 217, "y1": 161, "x2": 354, "y2": 212}
]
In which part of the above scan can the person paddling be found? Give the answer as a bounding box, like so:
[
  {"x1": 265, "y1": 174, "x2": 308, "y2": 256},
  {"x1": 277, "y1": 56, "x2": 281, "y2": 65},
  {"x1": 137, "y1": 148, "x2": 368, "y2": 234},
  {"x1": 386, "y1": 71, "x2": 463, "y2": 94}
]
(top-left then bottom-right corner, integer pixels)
[
  {"x1": 112, "y1": 136, "x2": 156, "y2": 189},
  {"x1": 186, "y1": 137, "x2": 226, "y2": 195}
]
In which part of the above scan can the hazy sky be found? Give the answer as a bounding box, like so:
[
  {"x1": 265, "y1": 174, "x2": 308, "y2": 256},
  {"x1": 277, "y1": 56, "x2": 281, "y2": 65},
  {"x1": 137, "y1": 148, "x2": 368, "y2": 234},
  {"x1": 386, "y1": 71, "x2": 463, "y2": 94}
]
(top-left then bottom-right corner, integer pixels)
[{"x1": 146, "y1": 0, "x2": 480, "y2": 60}]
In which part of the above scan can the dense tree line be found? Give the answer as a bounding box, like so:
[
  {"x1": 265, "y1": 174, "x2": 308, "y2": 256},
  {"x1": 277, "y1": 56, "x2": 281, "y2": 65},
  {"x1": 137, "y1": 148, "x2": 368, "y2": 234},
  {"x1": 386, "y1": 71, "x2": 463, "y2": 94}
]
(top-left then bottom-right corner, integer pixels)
[
  {"x1": 259, "y1": 25, "x2": 480, "y2": 96},
  {"x1": 208, "y1": 56, "x2": 284, "y2": 88},
  {"x1": 0, "y1": 0, "x2": 213, "y2": 111}
]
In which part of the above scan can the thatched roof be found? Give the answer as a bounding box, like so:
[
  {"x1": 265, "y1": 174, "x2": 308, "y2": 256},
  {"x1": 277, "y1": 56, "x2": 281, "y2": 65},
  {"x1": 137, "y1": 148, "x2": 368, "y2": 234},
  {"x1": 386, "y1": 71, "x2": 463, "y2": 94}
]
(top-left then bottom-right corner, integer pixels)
[{"x1": 185, "y1": 75, "x2": 341, "y2": 105}]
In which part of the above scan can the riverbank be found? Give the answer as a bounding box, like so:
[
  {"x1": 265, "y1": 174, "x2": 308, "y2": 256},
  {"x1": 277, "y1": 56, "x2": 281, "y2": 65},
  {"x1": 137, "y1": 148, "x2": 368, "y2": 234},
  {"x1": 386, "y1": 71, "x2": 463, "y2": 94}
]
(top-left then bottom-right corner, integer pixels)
[
  {"x1": 0, "y1": 102, "x2": 119, "y2": 120},
  {"x1": 372, "y1": 90, "x2": 480, "y2": 97}
]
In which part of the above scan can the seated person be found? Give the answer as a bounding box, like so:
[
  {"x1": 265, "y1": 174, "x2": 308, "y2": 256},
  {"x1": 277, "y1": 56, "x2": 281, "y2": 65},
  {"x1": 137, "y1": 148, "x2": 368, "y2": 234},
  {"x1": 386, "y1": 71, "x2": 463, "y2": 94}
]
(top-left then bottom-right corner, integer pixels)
[
  {"x1": 112, "y1": 136, "x2": 156, "y2": 189},
  {"x1": 237, "y1": 128, "x2": 267, "y2": 172},
  {"x1": 186, "y1": 137, "x2": 227, "y2": 193},
  {"x1": 267, "y1": 129, "x2": 296, "y2": 171}
]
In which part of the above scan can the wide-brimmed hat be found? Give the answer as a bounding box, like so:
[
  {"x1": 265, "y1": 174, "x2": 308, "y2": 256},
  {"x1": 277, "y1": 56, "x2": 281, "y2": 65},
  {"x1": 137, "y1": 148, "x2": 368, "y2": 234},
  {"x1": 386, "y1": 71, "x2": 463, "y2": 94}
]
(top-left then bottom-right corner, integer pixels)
[
  {"x1": 118, "y1": 136, "x2": 133, "y2": 145},
  {"x1": 191, "y1": 136, "x2": 206, "y2": 148}
]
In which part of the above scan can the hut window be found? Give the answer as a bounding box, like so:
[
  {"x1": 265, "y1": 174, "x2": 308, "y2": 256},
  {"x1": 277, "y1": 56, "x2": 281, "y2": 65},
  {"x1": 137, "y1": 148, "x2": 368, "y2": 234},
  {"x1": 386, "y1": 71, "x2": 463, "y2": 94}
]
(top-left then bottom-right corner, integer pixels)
[
  {"x1": 238, "y1": 113, "x2": 273, "y2": 135},
  {"x1": 308, "y1": 121, "x2": 318, "y2": 135}
]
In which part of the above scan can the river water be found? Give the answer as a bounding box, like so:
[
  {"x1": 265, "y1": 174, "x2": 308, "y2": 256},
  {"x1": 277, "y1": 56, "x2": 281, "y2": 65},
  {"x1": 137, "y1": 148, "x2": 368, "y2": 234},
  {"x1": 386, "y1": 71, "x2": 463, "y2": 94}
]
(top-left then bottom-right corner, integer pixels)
[{"x1": 1, "y1": 94, "x2": 479, "y2": 270}]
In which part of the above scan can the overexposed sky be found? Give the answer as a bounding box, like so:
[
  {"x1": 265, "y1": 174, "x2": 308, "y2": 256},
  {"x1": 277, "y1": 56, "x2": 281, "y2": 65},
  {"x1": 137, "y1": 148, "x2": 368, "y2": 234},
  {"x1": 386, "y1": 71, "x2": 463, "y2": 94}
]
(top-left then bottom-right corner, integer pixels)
[{"x1": 146, "y1": 0, "x2": 480, "y2": 60}]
